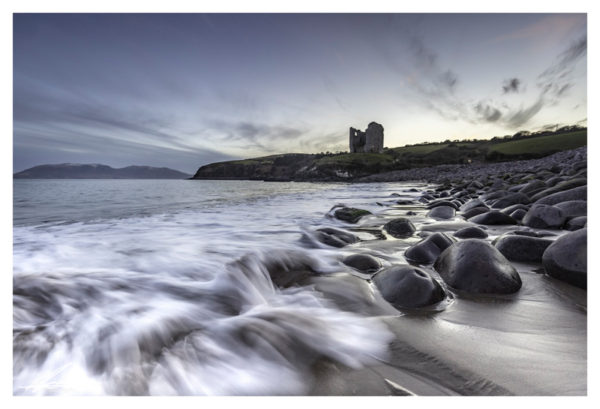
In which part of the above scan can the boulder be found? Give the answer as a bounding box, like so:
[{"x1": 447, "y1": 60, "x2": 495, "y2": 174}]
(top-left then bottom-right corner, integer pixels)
[
  {"x1": 433, "y1": 239, "x2": 522, "y2": 294},
  {"x1": 565, "y1": 216, "x2": 587, "y2": 231},
  {"x1": 461, "y1": 206, "x2": 490, "y2": 219},
  {"x1": 522, "y1": 204, "x2": 566, "y2": 229},
  {"x1": 534, "y1": 186, "x2": 587, "y2": 205},
  {"x1": 383, "y1": 218, "x2": 416, "y2": 238},
  {"x1": 315, "y1": 227, "x2": 359, "y2": 248},
  {"x1": 453, "y1": 226, "x2": 488, "y2": 239},
  {"x1": 493, "y1": 235, "x2": 553, "y2": 262},
  {"x1": 500, "y1": 203, "x2": 529, "y2": 215},
  {"x1": 333, "y1": 207, "x2": 372, "y2": 223},
  {"x1": 468, "y1": 210, "x2": 518, "y2": 225},
  {"x1": 509, "y1": 208, "x2": 527, "y2": 221},
  {"x1": 554, "y1": 200, "x2": 587, "y2": 219},
  {"x1": 491, "y1": 192, "x2": 530, "y2": 209},
  {"x1": 542, "y1": 228, "x2": 587, "y2": 289},
  {"x1": 404, "y1": 233, "x2": 454, "y2": 264},
  {"x1": 373, "y1": 265, "x2": 446, "y2": 309},
  {"x1": 342, "y1": 254, "x2": 382, "y2": 274},
  {"x1": 427, "y1": 205, "x2": 456, "y2": 220},
  {"x1": 518, "y1": 179, "x2": 546, "y2": 194},
  {"x1": 426, "y1": 200, "x2": 460, "y2": 210},
  {"x1": 530, "y1": 178, "x2": 587, "y2": 202},
  {"x1": 459, "y1": 199, "x2": 487, "y2": 212}
]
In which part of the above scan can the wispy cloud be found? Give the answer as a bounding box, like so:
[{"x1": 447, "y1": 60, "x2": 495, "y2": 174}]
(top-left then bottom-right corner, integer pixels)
[{"x1": 502, "y1": 78, "x2": 522, "y2": 94}]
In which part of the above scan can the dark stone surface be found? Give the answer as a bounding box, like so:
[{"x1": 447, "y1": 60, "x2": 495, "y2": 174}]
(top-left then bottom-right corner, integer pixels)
[
  {"x1": 433, "y1": 239, "x2": 522, "y2": 294},
  {"x1": 530, "y1": 178, "x2": 587, "y2": 202},
  {"x1": 315, "y1": 227, "x2": 359, "y2": 248},
  {"x1": 342, "y1": 254, "x2": 382, "y2": 274},
  {"x1": 522, "y1": 204, "x2": 566, "y2": 229},
  {"x1": 427, "y1": 205, "x2": 456, "y2": 220},
  {"x1": 453, "y1": 226, "x2": 488, "y2": 239},
  {"x1": 404, "y1": 232, "x2": 454, "y2": 264},
  {"x1": 373, "y1": 265, "x2": 446, "y2": 309},
  {"x1": 426, "y1": 200, "x2": 460, "y2": 210},
  {"x1": 461, "y1": 206, "x2": 490, "y2": 219},
  {"x1": 468, "y1": 210, "x2": 518, "y2": 225},
  {"x1": 383, "y1": 218, "x2": 416, "y2": 238},
  {"x1": 509, "y1": 209, "x2": 527, "y2": 221},
  {"x1": 459, "y1": 199, "x2": 487, "y2": 212},
  {"x1": 534, "y1": 186, "x2": 587, "y2": 205},
  {"x1": 334, "y1": 207, "x2": 372, "y2": 224},
  {"x1": 493, "y1": 235, "x2": 553, "y2": 262},
  {"x1": 491, "y1": 192, "x2": 530, "y2": 209},
  {"x1": 542, "y1": 228, "x2": 587, "y2": 289},
  {"x1": 554, "y1": 200, "x2": 587, "y2": 219},
  {"x1": 500, "y1": 203, "x2": 530, "y2": 215},
  {"x1": 565, "y1": 216, "x2": 587, "y2": 231}
]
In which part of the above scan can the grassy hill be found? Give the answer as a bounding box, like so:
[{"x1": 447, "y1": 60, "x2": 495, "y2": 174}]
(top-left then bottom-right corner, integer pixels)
[{"x1": 193, "y1": 129, "x2": 587, "y2": 181}]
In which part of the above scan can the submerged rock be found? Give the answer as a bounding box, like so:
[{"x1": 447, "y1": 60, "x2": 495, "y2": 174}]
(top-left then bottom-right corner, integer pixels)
[
  {"x1": 433, "y1": 239, "x2": 522, "y2": 294},
  {"x1": 542, "y1": 228, "x2": 587, "y2": 289},
  {"x1": 342, "y1": 254, "x2": 382, "y2": 274},
  {"x1": 333, "y1": 207, "x2": 372, "y2": 224},
  {"x1": 373, "y1": 265, "x2": 445, "y2": 309},
  {"x1": 493, "y1": 235, "x2": 553, "y2": 263},
  {"x1": 404, "y1": 233, "x2": 454, "y2": 264},
  {"x1": 383, "y1": 218, "x2": 416, "y2": 238},
  {"x1": 315, "y1": 227, "x2": 359, "y2": 248},
  {"x1": 453, "y1": 226, "x2": 488, "y2": 239}
]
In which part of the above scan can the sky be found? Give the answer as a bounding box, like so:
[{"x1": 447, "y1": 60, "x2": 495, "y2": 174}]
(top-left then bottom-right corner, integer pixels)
[{"x1": 13, "y1": 13, "x2": 587, "y2": 173}]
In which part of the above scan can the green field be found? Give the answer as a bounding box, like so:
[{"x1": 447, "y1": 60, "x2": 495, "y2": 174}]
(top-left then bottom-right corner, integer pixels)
[
  {"x1": 488, "y1": 131, "x2": 587, "y2": 155},
  {"x1": 391, "y1": 143, "x2": 449, "y2": 155}
]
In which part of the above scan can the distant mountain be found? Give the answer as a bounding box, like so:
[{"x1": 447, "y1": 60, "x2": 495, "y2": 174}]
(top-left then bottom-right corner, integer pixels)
[{"x1": 13, "y1": 163, "x2": 191, "y2": 179}]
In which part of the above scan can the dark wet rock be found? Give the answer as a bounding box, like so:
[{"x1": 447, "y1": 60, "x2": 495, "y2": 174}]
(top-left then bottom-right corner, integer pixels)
[
  {"x1": 542, "y1": 228, "x2": 587, "y2": 289},
  {"x1": 522, "y1": 204, "x2": 566, "y2": 229},
  {"x1": 491, "y1": 192, "x2": 530, "y2": 209},
  {"x1": 334, "y1": 207, "x2": 372, "y2": 224},
  {"x1": 461, "y1": 206, "x2": 490, "y2": 219},
  {"x1": 565, "y1": 216, "x2": 587, "y2": 231},
  {"x1": 468, "y1": 210, "x2": 518, "y2": 225},
  {"x1": 373, "y1": 265, "x2": 446, "y2": 309},
  {"x1": 427, "y1": 205, "x2": 456, "y2": 220},
  {"x1": 406, "y1": 211, "x2": 417, "y2": 216},
  {"x1": 545, "y1": 176, "x2": 565, "y2": 187},
  {"x1": 530, "y1": 178, "x2": 587, "y2": 202},
  {"x1": 315, "y1": 227, "x2": 359, "y2": 248},
  {"x1": 509, "y1": 209, "x2": 527, "y2": 221},
  {"x1": 383, "y1": 218, "x2": 416, "y2": 238},
  {"x1": 518, "y1": 179, "x2": 546, "y2": 194},
  {"x1": 342, "y1": 254, "x2": 382, "y2": 274},
  {"x1": 460, "y1": 199, "x2": 487, "y2": 212},
  {"x1": 396, "y1": 200, "x2": 415, "y2": 205},
  {"x1": 404, "y1": 233, "x2": 454, "y2": 264},
  {"x1": 535, "y1": 185, "x2": 586, "y2": 205},
  {"x1": 453, "y1": 226, "x2": 488, "y2": 239},
  {"x1": 493, "y1": 235, "x2": 553, "y2": 263},
  {"x1": 420, "y1": 221, "x2": 477, "y2": 233},
  {"x1": 426, "y1": 200, "x2": 459, "y2": 210},
  {"x1": 433, "y1": 239, "x2": 522, "y2": 294},
  {"x1": 554, "y1": 200, "x2": 587, "y2": 219},
  {"x1": 500, "y1": 203, "x2": 530, "y2": 215},
  {"x1": 480, "y1": 190, "x2": 508, "y2": 203}
]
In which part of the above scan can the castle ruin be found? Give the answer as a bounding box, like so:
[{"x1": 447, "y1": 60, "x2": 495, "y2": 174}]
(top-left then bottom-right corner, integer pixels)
[{"x1": 349, "y1": 122, "x2": 384, "y2": 153}]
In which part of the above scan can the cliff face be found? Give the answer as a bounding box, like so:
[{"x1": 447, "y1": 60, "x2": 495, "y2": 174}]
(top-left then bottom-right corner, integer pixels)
[{"x1": 14, "y1": 164, "x2": 191, "y2": 179}]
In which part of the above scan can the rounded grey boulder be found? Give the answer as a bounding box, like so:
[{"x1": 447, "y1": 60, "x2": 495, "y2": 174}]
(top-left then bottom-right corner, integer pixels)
[
  {"x1": 334, "y1": 207, "x2": 372, "y2": 224},
  {"x1": 404, "y1": 232, "x2": 454, "y2": 264},
  {"x1": 554, "y1": 200, "x2": 587, "y2": 219},
  {"x1": 468, "y1": 210, "x2": 518, "y2": 225},
  {"x1": 491, "y1": 192, "x2": 530, "y2": 209},
  {"x1": 427, "y1": 205, "x2": 456, "y2": 220},
  {"x1": 566, "y1": 216, "x2": 587, "y2": 231},
  {"x1": 453, "y1": 226, "x2": 488, "y2": 239},
  {"x1": 433, "y1": 239, "x2": 522, "y2": 294},
  {"x1": 493, "y1": 235, "x2": 553, "y2": 262},
  {"x1": 373, "y1": 265, "x2": 446, "y2": 309},
  {"x1": 522, "y1": 204, "x2": 566, "y2": 229},
  {"x1": 542, "y1": 228, "x2": 587, "y2": 289},
  {"x1": 383, "y1": 218, "x2": 416, "y2": 238},
  {"x1": 342, "y1": 254, "x2": 382, "y2": 274},
  {"x1": 315, "y1": 227, "x2": 359, "y2": 248}
]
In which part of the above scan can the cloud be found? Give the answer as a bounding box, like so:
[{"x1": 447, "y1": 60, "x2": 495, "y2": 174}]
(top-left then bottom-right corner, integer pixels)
[
  {"x1": 502, "y1": 78, "x2": 521, "y2": 94},
  {"x1": 474, "y1": 102, "x2": 502, "y2": 122},
  {"x1": 504, "y1": 98, "x2": 545, "y2": 128}
]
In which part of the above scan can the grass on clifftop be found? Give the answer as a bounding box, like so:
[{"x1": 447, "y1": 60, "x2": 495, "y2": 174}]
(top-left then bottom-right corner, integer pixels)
[{"x1": 488, "y1": 131, "x2": 587, "y2": 156}]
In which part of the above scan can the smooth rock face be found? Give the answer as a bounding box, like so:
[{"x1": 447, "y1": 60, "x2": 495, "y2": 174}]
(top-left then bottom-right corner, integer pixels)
[
  {"x1": 491, "y1": 192, "x2": 530, "y2": 209},
  {"x1": 542, "y1": 228, "x2": 587, "y2": 289},
  {"x1": 427, "y1": 205, "x2": 456, "y2": 220},
  {"x1": 383, "y1": 218, "x2": 416, "y2": 238},
  {"x1": 554, "y1": 200, "x2": 587, "y2": 219},
  {"x1": 405, "y1": 233, "x2": 454, "y2": 264},
  {"x1": 468, "y1": 210, "x2": 518, "y2": 225},
  {"x1": 509, "y1": 209, "x2": 527, "y2": 221},
  {"x1": 535, "y1": 186, "x2": 587, "y2": 205},
  {"x1": 334, "y1": 207, "x2": 372, "y2": 224},
  {"x1": 494, "y1": 235, "x2": 553, "y2": 262},
  {"x1": 530, "y1": 178, "x2": 587, "y2": 202},
  {"x1": 461, "y1": 206, "x2": 490, "y2": 219},
  {"x1": 315, "y1": 227, "x2": 359, "y2": 248},
  {"x1": 500, "y1": 203, "x2": 530, "y2": 215},
  {"x1": 566, "y1": 216, "x2": 587, "y2": 231},
  {"x1": 373, "y1": 265, "x2": 446, "y2": 309},
  {"x1": 427, "y1": 200, "x2": 460, "y2": 210},
  {"x1": 433, "y1": 239, "x2": 522, "y2": 294},
  {"x1": 459, "y1": 199, "x2": 487, "y2": 212},
  {"x1": 342, "y1": 254, "x2": 382, "y2": 274},
  {"x1": 453, "y1": 226, "x2": 488, "y2": 239},
  {"x1": 522, "y1": 204, "x2": 566, "y2": 229}
]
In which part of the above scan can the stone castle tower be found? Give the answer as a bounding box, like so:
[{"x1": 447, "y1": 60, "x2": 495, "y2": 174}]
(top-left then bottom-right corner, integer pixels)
[{"x1": 349, "y1": 122, "x2": 384, "y2": 153}]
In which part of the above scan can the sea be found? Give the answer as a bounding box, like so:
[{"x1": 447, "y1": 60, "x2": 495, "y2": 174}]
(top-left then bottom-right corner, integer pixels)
[{"x1": 13, "y1": 179, "x2": 425, "y2": 395}]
